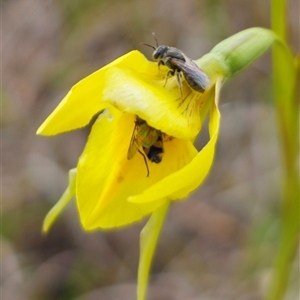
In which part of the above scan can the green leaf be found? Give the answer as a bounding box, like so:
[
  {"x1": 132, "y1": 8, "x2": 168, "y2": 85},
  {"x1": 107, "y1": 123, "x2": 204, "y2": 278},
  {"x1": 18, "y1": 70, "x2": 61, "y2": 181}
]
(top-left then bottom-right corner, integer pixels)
[
  {"x1": 42, "y1": 169, "x2": 77, "y2": 233},
  {"x1": 137, "y1": 201, "x2": 170, "y2": 300}
]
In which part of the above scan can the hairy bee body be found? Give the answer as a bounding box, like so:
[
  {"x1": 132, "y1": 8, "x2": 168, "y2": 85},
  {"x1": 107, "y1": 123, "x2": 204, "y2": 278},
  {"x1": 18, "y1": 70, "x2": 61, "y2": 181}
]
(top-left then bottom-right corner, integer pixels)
[
  {"x1": 153, "y1": 45, "x2": 210, "y2": 93},
  {"x1": 142, "y1": 34, "x2": 210, "y2": 94}
]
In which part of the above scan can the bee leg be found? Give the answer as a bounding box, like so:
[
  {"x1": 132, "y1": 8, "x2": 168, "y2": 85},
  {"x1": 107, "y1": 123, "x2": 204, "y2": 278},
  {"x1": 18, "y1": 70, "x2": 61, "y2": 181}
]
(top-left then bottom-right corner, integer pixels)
[
  {"x1": 163, "y1": 70, "x2": 174, "y2": 87},
  {"x1": 138, "y1": 149, "x2": 150, "y2": 177},
  {"x1": 158, "y1": 60, "x2": 165, "y2": 71},
  {"x1": 175, "y1": 71, "x2": 183, "y2": 100},
  {"x1": 157, "y1": 60, "x2": 167, "y2": 75}
]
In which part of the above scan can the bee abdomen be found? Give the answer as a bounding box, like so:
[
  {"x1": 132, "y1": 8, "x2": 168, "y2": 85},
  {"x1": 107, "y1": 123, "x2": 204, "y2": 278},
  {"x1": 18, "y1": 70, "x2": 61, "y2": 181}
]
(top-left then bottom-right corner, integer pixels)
[{"x1": 146, "y1": 145, "x2": 163, "y2": 163}]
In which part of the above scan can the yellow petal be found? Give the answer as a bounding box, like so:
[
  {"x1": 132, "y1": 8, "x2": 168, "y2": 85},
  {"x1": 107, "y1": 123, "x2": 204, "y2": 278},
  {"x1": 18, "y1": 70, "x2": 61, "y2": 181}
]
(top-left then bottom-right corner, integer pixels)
[
  {"x1": 77, "y1": 108, "x2": 197, "y2": 229},
  {"x1": 37, "y1": 50, "x2": 212, "y2": 139},
  {"x1": 37, "y1": 51, "x2": 142, "y2": 136},
  {"x1": 129, "y1": 79, "x2": 223, "y2": 203},
  {"x1": 103, "y1": 63, "x2": 211, "y2": 139}
]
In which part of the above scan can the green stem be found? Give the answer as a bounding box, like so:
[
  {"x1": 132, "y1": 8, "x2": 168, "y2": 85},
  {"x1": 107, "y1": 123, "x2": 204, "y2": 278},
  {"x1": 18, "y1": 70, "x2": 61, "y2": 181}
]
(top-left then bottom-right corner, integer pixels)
[
  {"x1": 265, "y1": 1, "x2": 299, "y2": 299},
  {"x1": 137, "y1": 200, "x2": 170, "y2": 300}
]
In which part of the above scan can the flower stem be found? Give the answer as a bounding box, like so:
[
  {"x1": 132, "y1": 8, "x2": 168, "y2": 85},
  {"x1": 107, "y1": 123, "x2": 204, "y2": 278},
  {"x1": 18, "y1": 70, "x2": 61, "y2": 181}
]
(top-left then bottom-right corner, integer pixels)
[
  {"x1": 137, "y1": 200, "x2": 170, "y2": 300},
  {"x1": 265, "y1": 0, "x2": 299, "y2": 299}
]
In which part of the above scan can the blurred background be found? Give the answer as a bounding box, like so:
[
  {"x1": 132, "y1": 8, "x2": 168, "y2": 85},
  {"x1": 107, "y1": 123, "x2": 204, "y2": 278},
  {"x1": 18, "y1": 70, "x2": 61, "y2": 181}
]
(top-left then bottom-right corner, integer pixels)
[{"x1": 2, "y1": 0, "x2": 299, "y2": 299}]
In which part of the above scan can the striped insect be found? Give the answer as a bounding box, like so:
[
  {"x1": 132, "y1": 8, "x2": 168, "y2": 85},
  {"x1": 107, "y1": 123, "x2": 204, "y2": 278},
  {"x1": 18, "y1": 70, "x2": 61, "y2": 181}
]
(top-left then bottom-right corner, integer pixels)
[{"x1": 127, "y1": 117, "x2": 164, "y2": 177}]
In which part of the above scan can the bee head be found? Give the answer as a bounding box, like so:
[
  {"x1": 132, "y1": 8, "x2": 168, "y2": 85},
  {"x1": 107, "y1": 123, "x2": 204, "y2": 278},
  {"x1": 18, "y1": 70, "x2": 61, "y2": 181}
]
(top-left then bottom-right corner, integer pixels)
[
  {"x1": 141, "y1": 32, "x2": 169, "y2": 61},
  {"x1": 152, "y1": 45, "x2": 169, "y2": 61}
]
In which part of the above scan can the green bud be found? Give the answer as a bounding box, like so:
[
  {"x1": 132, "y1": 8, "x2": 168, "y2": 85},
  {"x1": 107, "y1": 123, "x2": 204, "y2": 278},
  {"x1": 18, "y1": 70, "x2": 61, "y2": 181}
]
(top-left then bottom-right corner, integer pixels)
[{"x1": 199, "y1": 27, "x2": 277, "y2": 79}]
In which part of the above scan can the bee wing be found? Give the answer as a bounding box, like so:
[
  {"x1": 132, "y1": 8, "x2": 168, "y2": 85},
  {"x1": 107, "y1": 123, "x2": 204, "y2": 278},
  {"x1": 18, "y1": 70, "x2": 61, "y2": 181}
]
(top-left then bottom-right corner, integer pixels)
[
  {"x1": 127, "y1": 124, "x2": 139, "y2": 159},
  {"x1": 170, "y1": 56, "x2": 211, "y2": 92}
]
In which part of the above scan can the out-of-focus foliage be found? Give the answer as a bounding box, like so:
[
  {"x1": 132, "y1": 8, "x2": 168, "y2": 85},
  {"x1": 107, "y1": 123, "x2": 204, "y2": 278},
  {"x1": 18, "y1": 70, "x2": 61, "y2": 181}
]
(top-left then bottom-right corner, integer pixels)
[{"x1": 2, "y1": 0, "x2": 299, "y2": 299}]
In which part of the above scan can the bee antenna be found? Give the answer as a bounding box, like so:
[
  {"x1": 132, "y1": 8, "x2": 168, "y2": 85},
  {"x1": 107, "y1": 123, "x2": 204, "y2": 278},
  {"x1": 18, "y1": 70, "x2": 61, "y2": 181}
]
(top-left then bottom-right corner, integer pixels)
[
  {"x1": 140, "y1": 42, "x2": 156, "y2": 50},
  {"x1": 152, "y1": 32, "x2": 159, "y2": 48}
]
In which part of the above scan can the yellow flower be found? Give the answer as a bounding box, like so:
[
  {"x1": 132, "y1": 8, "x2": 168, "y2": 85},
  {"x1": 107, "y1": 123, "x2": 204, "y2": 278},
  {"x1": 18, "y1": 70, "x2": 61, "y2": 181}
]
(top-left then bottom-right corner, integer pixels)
[
  {"x1": 39, "y1": 28, "x2": 275, "y2": 231},
  {"x1": 38, "y1": 49, "x2": 220, "y2": 230}
]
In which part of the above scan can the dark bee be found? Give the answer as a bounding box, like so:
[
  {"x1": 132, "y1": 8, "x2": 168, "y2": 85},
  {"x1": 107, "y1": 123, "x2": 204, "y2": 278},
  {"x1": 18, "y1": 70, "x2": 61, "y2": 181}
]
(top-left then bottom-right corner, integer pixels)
[
  {"x1": 127, "y1": 117, "x2": 164, "y2": 177},
  {"x1": 142, "y1": 33, "x2": 210, "y2": 96}
]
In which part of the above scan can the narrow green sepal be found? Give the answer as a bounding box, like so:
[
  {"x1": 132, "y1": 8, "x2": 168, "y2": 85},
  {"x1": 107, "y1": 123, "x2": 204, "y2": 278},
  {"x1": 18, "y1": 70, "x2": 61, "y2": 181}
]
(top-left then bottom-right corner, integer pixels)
[{"x1": 42, "y1": 169, "x2": 77, "y2": 233}]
